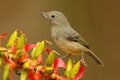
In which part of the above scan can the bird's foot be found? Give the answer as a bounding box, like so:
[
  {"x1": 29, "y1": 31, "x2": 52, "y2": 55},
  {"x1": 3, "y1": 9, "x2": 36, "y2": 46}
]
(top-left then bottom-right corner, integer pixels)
[{"x1": 80, "y1": 59, "x2": 87, "y2": 66}]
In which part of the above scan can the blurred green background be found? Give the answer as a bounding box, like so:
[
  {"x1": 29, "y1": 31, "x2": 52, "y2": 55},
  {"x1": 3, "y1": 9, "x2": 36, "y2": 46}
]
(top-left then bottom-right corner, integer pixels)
[{"x1": 0, "y1": 0, "x2": 120, "y2": 80}]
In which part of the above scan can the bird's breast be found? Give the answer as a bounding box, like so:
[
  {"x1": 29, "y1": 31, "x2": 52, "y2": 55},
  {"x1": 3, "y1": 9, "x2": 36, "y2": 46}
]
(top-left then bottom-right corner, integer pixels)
[
  {"x1": 51, "y1": 26, "x2": 88, "y2": 55},
  {"x1": 53, "y1": 36, "x2": 86, "y2": 55}
]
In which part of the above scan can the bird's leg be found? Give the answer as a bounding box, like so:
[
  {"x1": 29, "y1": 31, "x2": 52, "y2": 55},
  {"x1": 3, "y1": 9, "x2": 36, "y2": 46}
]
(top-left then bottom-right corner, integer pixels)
[
  {"x1": 53, "y1": 50, "x2": 60, "y2": 55},
  {"x1": 44, "y1": 40, "x2": 52, "y2": 45},
  {"x1": 60, "y1": 54, "x2": 72, "y2": 59},
  {"x1": 80, "y1": 51, "x2": 87, "y2": 66}
]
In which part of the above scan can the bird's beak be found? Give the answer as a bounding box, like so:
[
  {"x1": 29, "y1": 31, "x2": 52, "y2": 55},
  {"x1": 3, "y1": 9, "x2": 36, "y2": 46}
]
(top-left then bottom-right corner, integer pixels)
[{"x1": 41, "y1": 12, "x2": 48, "y2": 18}]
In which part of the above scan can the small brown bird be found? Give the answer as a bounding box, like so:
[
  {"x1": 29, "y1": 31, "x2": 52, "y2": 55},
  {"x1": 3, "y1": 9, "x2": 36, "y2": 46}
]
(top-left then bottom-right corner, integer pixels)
[{"x1": 41, "y1": 11, "x2": 104, "y2": 66}]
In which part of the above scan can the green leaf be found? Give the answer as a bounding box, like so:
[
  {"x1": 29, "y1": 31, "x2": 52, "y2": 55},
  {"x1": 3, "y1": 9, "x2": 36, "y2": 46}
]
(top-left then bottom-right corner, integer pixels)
[
  {"x1": 64, "y1": 58, "x2": 72, "y2": 78},
  {"x1": 0, "y1": 47, "x2": 5, "y2": 52},
  {"x1": 14, "y1": 50, "x2": 24, "y2": 61},
  {"x1": 20, "y1": 69, "x2": 28, "y2": 80},
  {"x1": 70, "y1": 61, "x2": 80, "y2": 78},
  {"x1": 16, "y1": 34, "x2": 25, "y2": 50},
  {"x1": 46, "y1": 67, "x2": 53, "y2": 74},
  {"x1": 2, "y1": 63, "x2": 10, "y2": 80},
  {"x1": 0, "y1": 52, "x2": 4, "y2": 66},
  {"x1": 6, "y1": 31, "x2": 17, "y2": 48},
  {"x1": 46, "y1": 51, "x2": 54, "y2": 67},
  {"x1": 31, "y1": 41, "x2": 44, "y2": 59},
  {"x1": 42, "y1": 67, "x2": 53, "y2": 74},
  {"x1": 31, "y1": 47, "x2": 36, "y2": 59},
  {"x1": 0, "y1": 56, "x2": 4, "y2": 66},
  {"x1": 23, "y1": 60, "x2": 30, "y2": 69},
  {"x1": 36, "y1": 65, "x2": 42, "y2": 70}
]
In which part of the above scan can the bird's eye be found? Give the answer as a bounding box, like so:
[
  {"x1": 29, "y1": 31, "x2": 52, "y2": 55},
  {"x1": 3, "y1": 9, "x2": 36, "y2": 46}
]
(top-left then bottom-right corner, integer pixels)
[{"x1": 51, "y1": 15, "x2": 55, "y2": 18}]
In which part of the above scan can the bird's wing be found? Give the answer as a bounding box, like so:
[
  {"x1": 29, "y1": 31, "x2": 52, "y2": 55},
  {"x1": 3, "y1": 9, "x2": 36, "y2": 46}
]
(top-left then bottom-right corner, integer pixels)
[{"x1": 64, "y1": 31, "x2": 90, "y2": 49}]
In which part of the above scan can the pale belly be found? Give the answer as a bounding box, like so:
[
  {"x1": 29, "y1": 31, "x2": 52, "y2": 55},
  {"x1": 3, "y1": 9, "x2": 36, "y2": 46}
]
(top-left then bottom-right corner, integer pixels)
[{"x1": 54, "y1": 39, "x2": 87, "y2": 55}]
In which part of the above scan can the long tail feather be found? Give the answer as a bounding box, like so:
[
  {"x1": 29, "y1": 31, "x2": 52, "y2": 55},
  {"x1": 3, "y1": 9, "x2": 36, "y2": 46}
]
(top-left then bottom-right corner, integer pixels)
[{"x1": 87, "y1": 50, "x2": 104, "y2": 66}]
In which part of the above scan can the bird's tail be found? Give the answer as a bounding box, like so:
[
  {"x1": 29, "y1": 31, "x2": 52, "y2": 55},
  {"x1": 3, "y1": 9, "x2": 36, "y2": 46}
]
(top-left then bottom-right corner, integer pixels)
[{"x1": 87, "y1": 50, "x2": 104, "y2": 66}]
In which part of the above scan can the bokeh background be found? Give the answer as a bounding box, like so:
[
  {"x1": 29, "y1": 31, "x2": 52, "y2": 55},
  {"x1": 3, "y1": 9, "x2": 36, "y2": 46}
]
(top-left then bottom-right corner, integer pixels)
[{"x1": 0, "y1": 0, "x2": 120, "y2": 80}]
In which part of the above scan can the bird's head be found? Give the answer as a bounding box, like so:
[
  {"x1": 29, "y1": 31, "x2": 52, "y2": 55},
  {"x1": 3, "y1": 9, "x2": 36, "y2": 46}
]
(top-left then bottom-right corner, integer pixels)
[{"x1": 41, "y1": 11, "x2": 68, "y2": 25}]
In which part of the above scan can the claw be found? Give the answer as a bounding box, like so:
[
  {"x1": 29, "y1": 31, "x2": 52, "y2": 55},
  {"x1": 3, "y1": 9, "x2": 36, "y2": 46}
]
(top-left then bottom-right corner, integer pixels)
[
  {"x1": 80, "y1": 51, "x2": 87, "y2": 66},
  {"x1": 80, "y1": 59, "x2": 87, "y2": 66}
]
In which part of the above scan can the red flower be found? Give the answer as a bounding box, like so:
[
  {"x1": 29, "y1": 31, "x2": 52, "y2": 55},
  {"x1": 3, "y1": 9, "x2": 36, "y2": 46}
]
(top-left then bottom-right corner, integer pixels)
[
  {"x1": 53, "y1": 58, "x2": 66, "y2": 70},
  {"x1": 44, "y1": 47, "x2": 51, "y2": 53},
  {"x1": 27, "y1": 70, "x2": 36, "y2": 80},
  {"x1": 0, "y1": 32, "x2": 8, "y2": 39},
  {"x1": 10, "y1": 44, "x2": 16, "y2": 53},
  {"x1": 24, "y1": 44, "x2": 36, "y2": 52},
  {"x1": 35, "y1": 70, "x2": 42, "y2": 80},
  {"x1": 35, "y1": 54, "x2": 43, "y2": 66},
  {"x1": 17, "y1": 53, "x2": 28, "y2": 63},
  {"x1": 73, "y1": 66, "x2": 85, "y2": 80},
  {"x1": 9, "y1": 60, "x2": 17, "y2": 80}
]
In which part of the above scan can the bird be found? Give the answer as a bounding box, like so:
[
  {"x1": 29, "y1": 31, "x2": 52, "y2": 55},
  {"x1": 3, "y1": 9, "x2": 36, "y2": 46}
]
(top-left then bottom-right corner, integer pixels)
[{"x1": 41, "y1": 11, "x2": 104, "y2": 66}]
